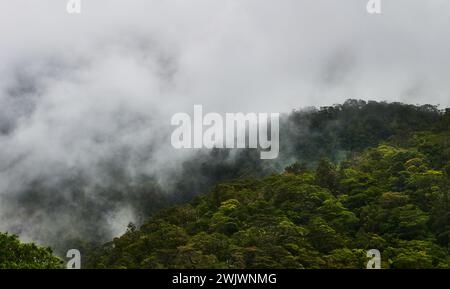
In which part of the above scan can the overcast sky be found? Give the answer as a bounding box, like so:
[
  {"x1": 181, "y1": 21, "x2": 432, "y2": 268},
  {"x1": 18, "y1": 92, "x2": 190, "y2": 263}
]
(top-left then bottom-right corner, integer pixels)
[
  {"x1": 1, "y1": 0, "x2": 449, "y2": 113},
  {"x1": 0, "y1": 0, "x2": 449, "y2": 244}
]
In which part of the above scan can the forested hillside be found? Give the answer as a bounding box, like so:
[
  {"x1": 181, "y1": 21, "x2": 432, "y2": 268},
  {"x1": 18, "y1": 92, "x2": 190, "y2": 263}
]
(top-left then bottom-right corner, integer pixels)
[
  {"x1": 84, "y1": 109, "x2": 449, "y2": 269},
  {"x1": 0, "y1": 101, "x2": 448, "y2": 269},
  {"x1": 172, "y1": 100, "x2": 444, "y2": 202}
]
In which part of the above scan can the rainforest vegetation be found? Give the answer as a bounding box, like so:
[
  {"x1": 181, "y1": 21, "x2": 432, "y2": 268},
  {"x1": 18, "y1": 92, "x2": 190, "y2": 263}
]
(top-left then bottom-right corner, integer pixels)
[
  {"x1": 1, "y1": 100, "x2": 448, "y2": 269},
  {"x1": 0, "y1": 233, "x2": 62, "y2": 269}
]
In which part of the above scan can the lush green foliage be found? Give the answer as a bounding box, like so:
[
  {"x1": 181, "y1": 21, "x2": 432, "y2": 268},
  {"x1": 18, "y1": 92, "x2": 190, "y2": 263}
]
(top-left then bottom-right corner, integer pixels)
[
  {"x1": 85, "y1": 112, "x2": 449, "y2": 268},
  {"x1": 1, "y1": 101, "x2": 448, "y2": 269},
  {"x1": 173, "y1": 99, "x2": 443, "y2": 201},
  {"x1": 0, "y1": 233, "x2": 62, "y2": 269}
]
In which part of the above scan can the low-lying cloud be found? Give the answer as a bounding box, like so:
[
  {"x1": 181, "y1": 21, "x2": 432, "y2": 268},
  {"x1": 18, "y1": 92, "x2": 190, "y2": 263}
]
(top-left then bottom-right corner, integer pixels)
[{"x1": 0, "y1": 0, "x2": 449, "y2": 250}]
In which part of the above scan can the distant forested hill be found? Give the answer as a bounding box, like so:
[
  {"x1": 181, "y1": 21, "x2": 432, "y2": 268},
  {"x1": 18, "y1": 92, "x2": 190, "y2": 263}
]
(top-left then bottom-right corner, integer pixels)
[
  {"x1": 172, "y1": 99, "x2": 444, "y2": 202},
  {"x1": 84, "y1": 105, "x2": 449, "y2": 269}
]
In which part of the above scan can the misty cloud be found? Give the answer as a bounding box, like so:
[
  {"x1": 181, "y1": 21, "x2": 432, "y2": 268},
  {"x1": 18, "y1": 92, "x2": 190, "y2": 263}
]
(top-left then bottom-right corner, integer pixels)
[{"x1": 0, "y1": 0, "x2": 449, "y2": 250}]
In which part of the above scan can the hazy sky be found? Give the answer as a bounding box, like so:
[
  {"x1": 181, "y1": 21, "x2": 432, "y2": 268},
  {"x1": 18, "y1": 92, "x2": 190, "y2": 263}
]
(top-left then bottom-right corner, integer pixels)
[
  {"x1": 0, "y1": 0, "x2": 449, "y2": 245},
  {"x1": 1, "y1": 0, "x2": 449, "y2": 113}
]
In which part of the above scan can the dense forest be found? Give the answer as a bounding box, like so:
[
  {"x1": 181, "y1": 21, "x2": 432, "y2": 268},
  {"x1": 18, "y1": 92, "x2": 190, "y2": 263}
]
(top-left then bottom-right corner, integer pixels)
[
  {"x1": 82, "y1": 101, "x2": 449, "y2": 269},
  {"x1": 1, "y1": 100, "x2": 448, "y2": 268},
  {"x1": 171, "y1": 100, "x2": 444, "y2": 202}
]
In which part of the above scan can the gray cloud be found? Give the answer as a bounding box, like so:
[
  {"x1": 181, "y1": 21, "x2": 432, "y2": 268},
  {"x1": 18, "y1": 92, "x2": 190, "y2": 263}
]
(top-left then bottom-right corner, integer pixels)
[{"x1": 0, "y1": 0, "x2": 449, "y2": 248}]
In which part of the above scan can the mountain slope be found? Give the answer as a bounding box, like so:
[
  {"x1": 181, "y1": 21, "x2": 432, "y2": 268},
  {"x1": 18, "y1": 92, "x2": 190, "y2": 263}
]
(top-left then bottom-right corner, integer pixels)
[{"x1": 84, "y1": 112, "x2": 449, "y2": 268}]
